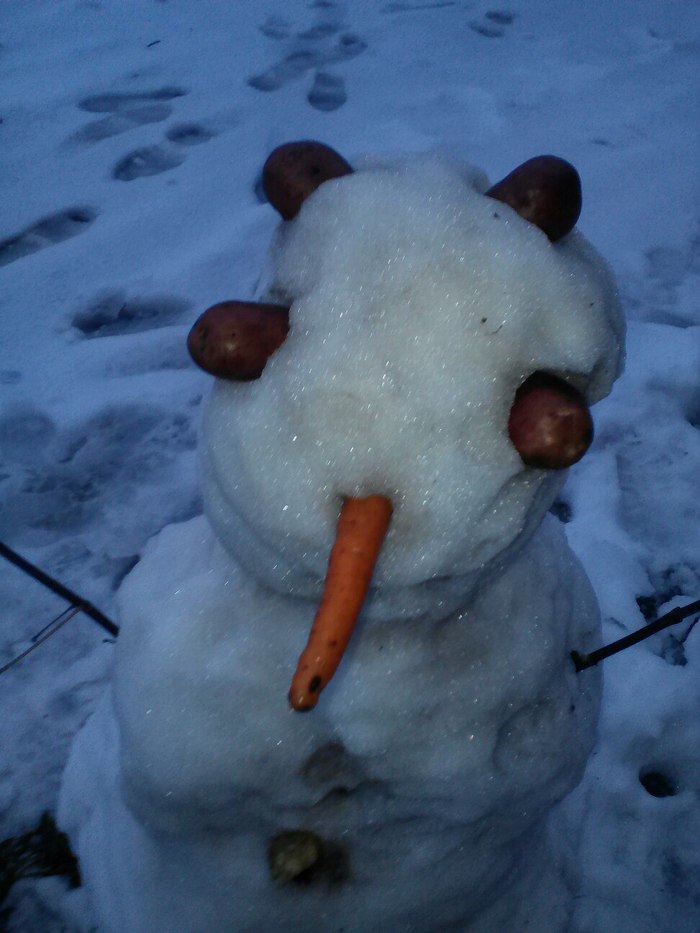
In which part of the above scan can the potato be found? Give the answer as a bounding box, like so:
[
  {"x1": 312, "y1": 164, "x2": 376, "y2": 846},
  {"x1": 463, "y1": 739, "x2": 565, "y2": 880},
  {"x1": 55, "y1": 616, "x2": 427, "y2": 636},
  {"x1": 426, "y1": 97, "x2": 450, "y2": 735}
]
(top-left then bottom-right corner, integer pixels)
[
  {"x1": 187, "y1": 301, "x2": 290, "y2": 380},
  {"x1": 508, "y1": 371, "x2": 593, "y2": 468},
  {"x1": 487, "y1": 156, "x2": 581, "y2": 242},
  {"x1": 262, "y1": 140, "x2": 353, "y2": 220}
]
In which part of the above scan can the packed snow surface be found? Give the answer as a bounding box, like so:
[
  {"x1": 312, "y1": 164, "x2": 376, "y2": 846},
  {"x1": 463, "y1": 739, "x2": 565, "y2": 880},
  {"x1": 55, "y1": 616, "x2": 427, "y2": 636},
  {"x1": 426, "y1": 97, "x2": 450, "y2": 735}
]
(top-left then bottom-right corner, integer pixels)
[{"x1": 0, "y1": 1, "x2": 698, "y2": 931}]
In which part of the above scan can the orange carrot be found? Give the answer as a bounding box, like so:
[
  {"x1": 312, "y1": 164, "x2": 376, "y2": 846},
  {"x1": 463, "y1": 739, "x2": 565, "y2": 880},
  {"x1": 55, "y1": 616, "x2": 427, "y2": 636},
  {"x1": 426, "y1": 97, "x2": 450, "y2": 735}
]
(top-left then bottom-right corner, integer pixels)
[{"x1": 288, "y1": 494, "x2": 393, "y2": 711}]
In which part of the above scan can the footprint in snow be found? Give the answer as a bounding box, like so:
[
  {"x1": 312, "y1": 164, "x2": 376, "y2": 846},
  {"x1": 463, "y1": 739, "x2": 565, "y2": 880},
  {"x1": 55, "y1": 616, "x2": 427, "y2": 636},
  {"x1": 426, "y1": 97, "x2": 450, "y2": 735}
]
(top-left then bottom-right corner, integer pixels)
[
  {"x1": 381, "y1": 3, "x2": 457, "y2": 12},
  {"x1": 621, "y1": 233, "x2": 700, "y2": 329},
  {"x1": 470, "y1": 10, "x2": 516, "y2": 38},
  {"x1": 259, "y1": 15, "x2": 293, "y2": 40},
  {"x1": 71, "y1": 289, "x2": 195, "y2": 375},
  {"x1": 79, "y1": 87, "x2": 188, "y2": 113},
  {"x1": 112, "y1": 123, "x2": 217, "y2": 182},
  {"x1": 70, "y1": 87, "x2": 188, "y2": 144},
  {"x1": 112, "y1": 120, "x2": 217, "y2": 181},
  {"x1": 248, "y1": 35, "x2": 365, "y2": 92},
  {"x1": 0, "y1": 403, "x2": 197, "y2": 546},
  {"x1": 72, "y1": 289, "x2": 190, "y2": 338},
  {"x1": 70, "y1": 104, "x2": 172, "y2": 144},
  {"x1": 307, "y1": 72, "x2": 347, "y2": 112},
  {"x1": 165, "y1": 123, "x2": 215, "y2": 146},
  {"x1": 0, "y1": 208, "x2": 97, "y2": 268},
  {"x1": 70, "y1": 84, "x2": 215, "y2": 182},
  {"x1": 113, "y1": 145, "x2": 185, "y2": 181},
  {"x1": 248, "y1": 2, "x2": 365, "y2": 110}
]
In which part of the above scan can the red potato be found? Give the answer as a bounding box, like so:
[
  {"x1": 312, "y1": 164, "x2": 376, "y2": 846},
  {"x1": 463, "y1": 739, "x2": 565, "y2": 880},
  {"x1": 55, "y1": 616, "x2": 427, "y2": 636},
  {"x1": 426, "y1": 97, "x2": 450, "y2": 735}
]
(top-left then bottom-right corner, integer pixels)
[
  {"x1": 187, "y1": 301, "x2": 290, "y2": 381},
  {"x1": 487, "y1": 156, "x2": 581, "y2": 242},
  {"x1": 508, "y1": 371, "x2": 593, "y2": 468},
  {"x1": 289, "y1": 494, "x2": 393, "y2": 711},
  {"x1": 263, "y1": 140, "x2": 353, "y2": 221}
]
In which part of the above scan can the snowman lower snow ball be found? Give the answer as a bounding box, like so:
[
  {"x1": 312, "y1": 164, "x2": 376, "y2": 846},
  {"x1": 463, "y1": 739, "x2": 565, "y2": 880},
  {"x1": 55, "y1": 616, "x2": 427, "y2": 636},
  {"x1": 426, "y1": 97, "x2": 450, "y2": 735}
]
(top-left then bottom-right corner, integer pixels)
[{"x1": 59, "y1": 141, "x2": 624, "y2": 932}]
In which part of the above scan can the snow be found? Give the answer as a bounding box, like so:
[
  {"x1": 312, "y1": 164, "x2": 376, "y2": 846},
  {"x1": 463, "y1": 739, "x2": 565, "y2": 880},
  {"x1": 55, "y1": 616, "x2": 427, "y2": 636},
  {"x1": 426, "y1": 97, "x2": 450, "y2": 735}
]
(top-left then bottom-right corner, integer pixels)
[
  {"x1": 0, "y1": 1, "x2": 698, "y2": 930},
  {"x1": 59, "y1": 149, "x2": 620, "y2": 930},
  {"x1": 203, "y1": 153, "x2": 622, "y2": 598},
  {"x1": 60, "y1": 515, "x2": 603, "y2": 932}
]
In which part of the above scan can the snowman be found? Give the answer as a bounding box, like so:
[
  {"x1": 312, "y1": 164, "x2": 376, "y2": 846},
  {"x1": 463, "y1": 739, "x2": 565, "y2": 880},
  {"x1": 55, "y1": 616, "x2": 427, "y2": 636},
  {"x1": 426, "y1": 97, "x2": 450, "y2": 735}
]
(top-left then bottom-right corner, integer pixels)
[{"x1": 60, "y1": 141, "x2": 624, "y2": 932}]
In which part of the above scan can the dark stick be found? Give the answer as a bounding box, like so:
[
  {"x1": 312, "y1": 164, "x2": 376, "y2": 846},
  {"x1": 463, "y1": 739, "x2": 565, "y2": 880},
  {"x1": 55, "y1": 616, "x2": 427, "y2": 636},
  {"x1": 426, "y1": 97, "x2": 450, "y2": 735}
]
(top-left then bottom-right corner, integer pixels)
[
  {"x1": 572, "y1": 599, "x2": 700, "y2": 671},
  {"x1": 0, "y1": 606, "x2": 80, "y2": 676},
  {"x1": 0, "y1": 541, "x2": 119, "y2": 637}
]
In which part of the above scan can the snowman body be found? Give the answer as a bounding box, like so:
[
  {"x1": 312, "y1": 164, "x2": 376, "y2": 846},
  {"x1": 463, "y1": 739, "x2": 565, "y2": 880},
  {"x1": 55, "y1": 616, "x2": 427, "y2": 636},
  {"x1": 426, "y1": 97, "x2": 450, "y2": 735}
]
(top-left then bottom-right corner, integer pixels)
[{"x1": 60, "y1": 153, "x2": 624, "y2": 932}]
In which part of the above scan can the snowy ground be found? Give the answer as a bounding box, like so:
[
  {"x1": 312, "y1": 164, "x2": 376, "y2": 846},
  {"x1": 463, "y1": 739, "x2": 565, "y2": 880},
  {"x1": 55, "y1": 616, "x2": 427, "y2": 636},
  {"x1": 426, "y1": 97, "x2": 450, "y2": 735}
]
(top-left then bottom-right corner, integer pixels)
[{"x1": 0, "y1": 1, "x2": 698, "y2": 930}]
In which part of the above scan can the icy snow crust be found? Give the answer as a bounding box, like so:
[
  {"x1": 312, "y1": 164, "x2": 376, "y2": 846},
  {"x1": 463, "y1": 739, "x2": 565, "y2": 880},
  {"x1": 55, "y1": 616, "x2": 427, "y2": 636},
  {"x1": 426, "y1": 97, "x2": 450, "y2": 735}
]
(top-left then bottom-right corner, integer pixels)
[{"x1": 60, "y1": 153, "x2": 623, "y2": 931}]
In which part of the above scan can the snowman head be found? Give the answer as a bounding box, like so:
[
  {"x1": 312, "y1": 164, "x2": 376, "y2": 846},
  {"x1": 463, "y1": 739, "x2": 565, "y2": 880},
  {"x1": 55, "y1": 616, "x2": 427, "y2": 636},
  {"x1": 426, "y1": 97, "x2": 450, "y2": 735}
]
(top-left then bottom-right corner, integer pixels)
[{"x1": 189, "y1": 141, "x2": 624, "y2": 708}]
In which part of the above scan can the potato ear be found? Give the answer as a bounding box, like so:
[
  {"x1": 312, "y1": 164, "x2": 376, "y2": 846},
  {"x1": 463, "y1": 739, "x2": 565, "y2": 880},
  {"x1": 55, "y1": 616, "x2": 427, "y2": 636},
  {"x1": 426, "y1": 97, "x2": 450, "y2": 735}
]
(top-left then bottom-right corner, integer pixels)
[
  {"x1": 486, "y1": 156, "x2": 581, "y2": 241},
  {"x1": 508, "y1": 371, "x2": 593, "y2": 468},
  {"x1": 187, "y1": 301, "x2": 290, "y2": 380},
  {"x1": 262, "y1": 141, "x2": 353, "y2": 220}
]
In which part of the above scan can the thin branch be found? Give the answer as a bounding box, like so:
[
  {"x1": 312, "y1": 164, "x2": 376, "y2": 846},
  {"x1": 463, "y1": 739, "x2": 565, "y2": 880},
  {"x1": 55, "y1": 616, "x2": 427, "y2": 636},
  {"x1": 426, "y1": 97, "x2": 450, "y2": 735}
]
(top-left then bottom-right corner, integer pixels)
[
  {"x1": 0, "y1": 540, "x2": 118, "y2": 636},
  {"x1": 0, "y1": 606, "x2": 80, "y2": 676},
  {"x1": 572, "y1": 599, "x2": 700, "y2": 671}
]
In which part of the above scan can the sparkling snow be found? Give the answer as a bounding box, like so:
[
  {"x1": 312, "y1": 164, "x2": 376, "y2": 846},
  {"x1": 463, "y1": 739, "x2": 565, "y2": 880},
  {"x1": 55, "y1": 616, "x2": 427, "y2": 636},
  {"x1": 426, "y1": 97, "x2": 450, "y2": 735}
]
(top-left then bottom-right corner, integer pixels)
[{"x1": 0, "y1": 2, "x2": 698, "y2": 931}]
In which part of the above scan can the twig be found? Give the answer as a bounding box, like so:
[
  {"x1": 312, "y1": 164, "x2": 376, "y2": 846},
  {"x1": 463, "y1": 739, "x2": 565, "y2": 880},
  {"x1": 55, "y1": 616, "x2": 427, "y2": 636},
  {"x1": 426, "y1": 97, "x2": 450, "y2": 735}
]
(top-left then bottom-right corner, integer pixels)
[
  {"x1": 572, "y1": 599, "x2": 700, "y2": 671},
  {"x1": 0, "y1": 541, "x2": 118, "y2": 636},
  {"x1": 0, "y1": 606, "x2": 80, "y2": 676}
]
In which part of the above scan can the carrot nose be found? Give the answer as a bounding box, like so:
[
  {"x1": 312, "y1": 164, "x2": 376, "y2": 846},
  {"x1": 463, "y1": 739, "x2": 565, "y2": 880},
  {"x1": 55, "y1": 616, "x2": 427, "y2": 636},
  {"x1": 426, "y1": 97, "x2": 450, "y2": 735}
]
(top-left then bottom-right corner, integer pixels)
[{"x1": 289, "y1": 494, "x2": 393, "y2": 711}]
